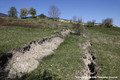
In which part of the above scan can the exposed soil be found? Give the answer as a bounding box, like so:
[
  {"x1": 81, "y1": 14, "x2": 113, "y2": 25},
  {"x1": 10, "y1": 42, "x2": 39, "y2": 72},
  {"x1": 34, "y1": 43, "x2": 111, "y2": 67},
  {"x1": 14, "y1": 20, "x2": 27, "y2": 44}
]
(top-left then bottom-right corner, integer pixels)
[
  {"x1": 0, "y1": 29, "x2": 70, "y2": 80},
  {"x1": 79, "y1": 41, "x2": 99, "y2": 80}
]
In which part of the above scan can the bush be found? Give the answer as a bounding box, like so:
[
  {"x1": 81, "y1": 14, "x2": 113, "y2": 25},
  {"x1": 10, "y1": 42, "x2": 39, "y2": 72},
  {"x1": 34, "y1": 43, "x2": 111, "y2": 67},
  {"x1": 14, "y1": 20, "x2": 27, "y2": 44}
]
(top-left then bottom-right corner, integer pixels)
[
  {"x1": 86, "y1": 21, "x2": 93, "y2": 27},
  {"x1": 86, "y1": 20, "x2": 95, "y2": 27},
  {"x1": 38, "y1": 14, "x2": 46, "y2": 18},
  {"x1": 72, "y1": 23, "x2": 83, "y2": 35},
  {"x1": 104, "y1": 23, "x2": 112, "y2": 28},
  {"x1": 102, "y1": 18, "x2": 113, "y2": 28}
]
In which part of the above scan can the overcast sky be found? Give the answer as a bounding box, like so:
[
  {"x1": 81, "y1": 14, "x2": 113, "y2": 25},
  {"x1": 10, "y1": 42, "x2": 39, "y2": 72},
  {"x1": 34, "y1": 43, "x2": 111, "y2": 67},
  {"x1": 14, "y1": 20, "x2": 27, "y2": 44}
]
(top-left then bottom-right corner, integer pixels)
[{"x1": 0, "y1": 0, "x2": 120, "y2": 27}]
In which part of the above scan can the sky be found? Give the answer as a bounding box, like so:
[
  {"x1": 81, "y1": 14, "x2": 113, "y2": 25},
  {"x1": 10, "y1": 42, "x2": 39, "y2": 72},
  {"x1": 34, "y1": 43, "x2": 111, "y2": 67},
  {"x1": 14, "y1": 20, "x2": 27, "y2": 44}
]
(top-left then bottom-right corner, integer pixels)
[{"x1": 0, "y1": 0, "x2": 120, "y2": 27}]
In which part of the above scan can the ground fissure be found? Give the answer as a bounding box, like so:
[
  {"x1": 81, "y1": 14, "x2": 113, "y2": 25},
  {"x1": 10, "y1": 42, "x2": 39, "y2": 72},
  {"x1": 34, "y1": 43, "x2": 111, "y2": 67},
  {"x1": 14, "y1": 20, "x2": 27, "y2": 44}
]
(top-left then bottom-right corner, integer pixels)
[
  {"x1": 0, "y1": 29, "x2": 70, "y2": 80},
  {"x1": 79, "y1": 39, "x2": 99, "y2": 80}
]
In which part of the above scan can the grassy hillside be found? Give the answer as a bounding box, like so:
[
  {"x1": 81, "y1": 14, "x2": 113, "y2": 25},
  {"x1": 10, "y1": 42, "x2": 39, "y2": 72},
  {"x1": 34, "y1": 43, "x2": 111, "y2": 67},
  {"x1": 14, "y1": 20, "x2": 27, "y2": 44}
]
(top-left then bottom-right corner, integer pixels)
[
  {"x1": 0, "y1": 17, "x2": 120, "y2": 80},
  {"x1": 21, "y1": 26, "x2": 120, "y2": 80},
  {"x1": 87, "y1": 26, "x2": 120, "y2": 80},
  {"x1": 0, "y1": 18, "x2": 72, "y2": 55},
  {"x1": 0, "y1": 26, "x2": 60, "y2": 55},
  {"x1": 21, "y1": 35, "x2": 84, "y2": 80},
  {"x1": 0, "y1": 17, "x2": 72, "y2": 28}
]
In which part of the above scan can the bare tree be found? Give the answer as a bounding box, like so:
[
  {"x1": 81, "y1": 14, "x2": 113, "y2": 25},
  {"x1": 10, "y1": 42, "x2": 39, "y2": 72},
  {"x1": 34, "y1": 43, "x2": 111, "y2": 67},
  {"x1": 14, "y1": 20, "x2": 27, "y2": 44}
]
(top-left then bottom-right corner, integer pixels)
[
  {"x1": 78, "y1": 17, "x2": 82, "y2": 23},
  {"x1": 92, "y1": 20, "x2": 96, "y2": 24},
  {"x1": 48, "y1": 5, "x2": 61, "y2": 19},
  {"x1": 72, "y1": 16, "x2": 84, "y2": 35},
  {"x1": 72, "y1": 16, "x2": 77, "y2": 21}
]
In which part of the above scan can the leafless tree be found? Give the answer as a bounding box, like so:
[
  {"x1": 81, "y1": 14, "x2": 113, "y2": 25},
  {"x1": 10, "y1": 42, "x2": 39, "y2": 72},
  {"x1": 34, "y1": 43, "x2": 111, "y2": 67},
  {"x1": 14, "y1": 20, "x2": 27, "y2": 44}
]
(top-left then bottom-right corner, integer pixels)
[
  {"x1": 78, "y1": 17, "x2": 82, "y2": 23},
  {"x1": 92, "y1": 20, "x2": 96, "y2": 24},
  {"x1": 48, "y1": 5, "x2": 61, "y2": 19},
  {"x1": 72, "y1": 16, "x2": 77, "y2": 21}
]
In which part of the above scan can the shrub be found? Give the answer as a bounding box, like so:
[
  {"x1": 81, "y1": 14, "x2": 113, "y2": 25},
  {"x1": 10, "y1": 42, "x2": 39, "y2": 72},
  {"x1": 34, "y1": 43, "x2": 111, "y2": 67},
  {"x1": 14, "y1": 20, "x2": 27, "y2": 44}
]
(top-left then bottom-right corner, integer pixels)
[
  {"x1": 86, "y1": 21, "x2": 93, "y2": 27},
  {"x1": 104, "y1": 23, "x2": 112, "y2": 28},
  {"x1": 86, "y1": 20, "x2": 95, "y2": 27},
  {"x1": 102, "y1": 18, "x2": 113, "y2": 28},
  {"x1": 87, "y1": 21, "x2": 92, "y2": 27},
  {"x1": 38, "y1": 14, "x2": 46, "y2": 18},
  {"x1": 72, "y1": 23, "x2": 83, "y2": 35}
]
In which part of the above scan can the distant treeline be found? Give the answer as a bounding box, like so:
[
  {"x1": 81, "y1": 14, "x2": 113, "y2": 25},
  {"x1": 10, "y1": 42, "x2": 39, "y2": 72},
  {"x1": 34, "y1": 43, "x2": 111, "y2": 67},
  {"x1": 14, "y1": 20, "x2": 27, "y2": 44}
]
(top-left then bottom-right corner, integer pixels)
[{"x1": 8, "y1": 5, "x2": 61, "y2": 19}]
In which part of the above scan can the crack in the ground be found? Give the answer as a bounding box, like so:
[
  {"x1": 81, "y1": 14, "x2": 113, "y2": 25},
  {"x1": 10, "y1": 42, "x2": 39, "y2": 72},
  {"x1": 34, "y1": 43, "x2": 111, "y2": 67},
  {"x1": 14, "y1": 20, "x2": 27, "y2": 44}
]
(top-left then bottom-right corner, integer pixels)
[
  {"x1": 79, "y1": 41, "x2": 99, "y2": 80},
  {"x1": 0, "y1": 29, "x2": 70, "y2": 80}
]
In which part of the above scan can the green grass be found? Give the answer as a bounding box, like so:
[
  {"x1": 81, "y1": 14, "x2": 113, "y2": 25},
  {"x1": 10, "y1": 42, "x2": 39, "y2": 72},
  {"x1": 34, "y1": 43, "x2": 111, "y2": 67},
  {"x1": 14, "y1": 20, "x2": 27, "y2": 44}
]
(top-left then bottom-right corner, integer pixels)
[
  {"x1": 0, "y1": 26, "x2": 60, "y2": 55},
  {"x1": 2, "y1": 17, "x2": 72, "y2": 28},
  {"x1": 0, "y1": 18, "x2": 120, "y2": 80},
  {"x1": 22, "y1": 35, "x2": 84, "y2": 80},
  {"x1": 87, "y1": 26, "x2": 120, "y2": 35},
  {"x1": 86, "y1": 26, "x2": 120, "y2": 80}
]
